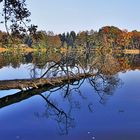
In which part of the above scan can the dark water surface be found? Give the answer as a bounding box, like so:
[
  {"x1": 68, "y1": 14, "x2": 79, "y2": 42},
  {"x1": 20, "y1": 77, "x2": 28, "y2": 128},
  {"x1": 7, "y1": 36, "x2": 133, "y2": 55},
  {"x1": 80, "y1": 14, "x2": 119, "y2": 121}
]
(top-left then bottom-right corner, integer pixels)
[{"x1": 0, "y1": 51, "x2": 140, "y2": 140}]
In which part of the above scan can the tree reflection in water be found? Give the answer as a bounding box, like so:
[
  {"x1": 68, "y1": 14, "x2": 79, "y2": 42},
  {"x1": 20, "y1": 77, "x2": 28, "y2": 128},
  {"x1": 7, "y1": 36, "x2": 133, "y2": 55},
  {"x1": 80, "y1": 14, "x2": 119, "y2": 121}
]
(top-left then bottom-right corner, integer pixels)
[
  {"x1": 1, "y1": 50, "x2": 136, "y2": 135},
  {"x1": 0, "y1": 69, "x2": 121, "y2": 135},
  {"x1": 32, "y1": 73, "x2": 121, "y2": 134}
]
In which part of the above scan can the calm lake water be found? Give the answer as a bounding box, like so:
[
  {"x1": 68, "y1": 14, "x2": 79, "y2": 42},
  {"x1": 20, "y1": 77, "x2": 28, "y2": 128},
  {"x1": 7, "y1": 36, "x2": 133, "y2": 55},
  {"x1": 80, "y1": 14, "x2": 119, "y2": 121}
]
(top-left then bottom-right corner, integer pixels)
[{"x1": 0, "y1": 51, "x2": 140, "y2": 140}]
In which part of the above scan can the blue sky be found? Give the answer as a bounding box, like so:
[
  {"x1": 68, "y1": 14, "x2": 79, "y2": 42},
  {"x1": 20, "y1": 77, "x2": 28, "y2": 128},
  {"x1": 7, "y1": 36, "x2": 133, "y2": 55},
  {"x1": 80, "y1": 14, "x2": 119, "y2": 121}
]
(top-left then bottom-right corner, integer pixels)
[{"x1": 1, "y1": 0, "x2": 140, "y2": 33}]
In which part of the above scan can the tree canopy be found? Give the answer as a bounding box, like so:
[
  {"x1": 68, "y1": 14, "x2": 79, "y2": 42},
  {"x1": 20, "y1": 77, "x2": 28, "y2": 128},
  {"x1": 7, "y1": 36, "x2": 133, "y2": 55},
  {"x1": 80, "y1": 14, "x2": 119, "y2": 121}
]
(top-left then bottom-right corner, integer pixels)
[{"x1": 0, "y1": 0, "x2": 37, "y2": 35}]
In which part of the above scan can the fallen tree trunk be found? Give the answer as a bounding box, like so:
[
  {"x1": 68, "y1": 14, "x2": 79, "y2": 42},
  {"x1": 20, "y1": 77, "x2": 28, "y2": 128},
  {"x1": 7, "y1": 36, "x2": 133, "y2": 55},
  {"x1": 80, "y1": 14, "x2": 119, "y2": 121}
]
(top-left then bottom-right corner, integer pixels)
[
  {"x1": 0, "y1": 73, "x2": 94, "y2": 109},
  {"x1": 0, "y1": 73, "x2": 95, "y2": 90},
  {"x1": 0, "y1": 81, "x2": 63, "y2": 109}
]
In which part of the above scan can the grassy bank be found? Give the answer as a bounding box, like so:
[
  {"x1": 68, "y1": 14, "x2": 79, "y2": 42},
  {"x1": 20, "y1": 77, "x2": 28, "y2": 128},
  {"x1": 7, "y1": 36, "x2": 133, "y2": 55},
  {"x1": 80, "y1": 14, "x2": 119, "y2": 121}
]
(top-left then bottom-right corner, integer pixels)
[
  {"x1": 1, "y1": 46, "x2": 140, "y2": 55},
  {"x1": 0, "y1": 47, "x2": 8, "y2": 53},
  {"x1": 0, "y1": 47, "x2": 47, "y2": 53},
  {"x1": 124, "y1": 49, "x2": 140, "y2": 54}
]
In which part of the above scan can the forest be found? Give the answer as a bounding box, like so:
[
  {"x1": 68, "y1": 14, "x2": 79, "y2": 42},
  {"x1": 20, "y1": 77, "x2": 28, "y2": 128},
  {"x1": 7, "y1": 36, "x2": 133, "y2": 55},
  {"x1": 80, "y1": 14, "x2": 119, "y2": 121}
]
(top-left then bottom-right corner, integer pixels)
[{"x1": 0, "y1": 26, "x2": 140, "y2": 50}]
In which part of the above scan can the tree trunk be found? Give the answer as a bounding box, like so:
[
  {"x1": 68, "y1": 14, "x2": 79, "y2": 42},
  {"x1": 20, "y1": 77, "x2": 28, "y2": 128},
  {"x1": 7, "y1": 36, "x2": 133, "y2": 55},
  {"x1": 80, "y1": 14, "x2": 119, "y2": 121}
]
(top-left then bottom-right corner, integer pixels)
[
  {"x1": 0, "y1": 73, "x2": 94, "y2": 90},
  {"x1": 0, "y1": 73, "x2": 95, "y2": 109}
]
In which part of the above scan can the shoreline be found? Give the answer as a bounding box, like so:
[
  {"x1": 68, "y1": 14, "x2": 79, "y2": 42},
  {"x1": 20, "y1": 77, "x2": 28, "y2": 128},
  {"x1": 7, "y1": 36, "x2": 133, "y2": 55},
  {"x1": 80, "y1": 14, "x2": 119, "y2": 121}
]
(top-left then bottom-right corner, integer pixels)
[
  {"x1": 1, "y1": 47, "x2": 140, "y2": 54},
  {"x1": 0, "y1": 48, "x2": 8, "y2": 53},
  {"x1": 124, "y1": 49, "x2": 140, "y2": 54},
  {"x1": 0, "y1": 47, "x2": 44, "y2": 53}
]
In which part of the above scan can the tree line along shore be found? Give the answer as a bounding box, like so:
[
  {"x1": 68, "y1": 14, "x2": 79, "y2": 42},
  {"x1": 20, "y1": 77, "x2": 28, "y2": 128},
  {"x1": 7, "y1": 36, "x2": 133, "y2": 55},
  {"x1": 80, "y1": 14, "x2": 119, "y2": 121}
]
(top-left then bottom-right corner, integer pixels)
[{"x1": 0, "y1": 26, "x2": 140, "y2": 52}]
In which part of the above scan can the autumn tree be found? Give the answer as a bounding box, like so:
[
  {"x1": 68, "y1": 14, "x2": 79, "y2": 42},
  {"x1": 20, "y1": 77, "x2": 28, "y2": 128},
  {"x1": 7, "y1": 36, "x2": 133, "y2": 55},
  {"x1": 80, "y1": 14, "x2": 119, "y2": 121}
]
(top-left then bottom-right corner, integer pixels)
[
  {"x1": 98, "y1": 26, "x2": 123, "y2": 48},
  {"x1": 0, "y1": 30, "x2": 9, "y2": 47},
  {"x1": 116, "y1": 30, "x2": 132, "y2": 49},
  {"x1": 46, "y1": 33, "x2": 61, "y2": 49},
  {"x1": 29, "y1": 30, "x2": 47, "y2": 48},
  {"x1": 75, "y1": 31, "x2": 87, "y2": 47},
  {"x1": 131, "y1": 31, "x2": 140, "y2": 49}
]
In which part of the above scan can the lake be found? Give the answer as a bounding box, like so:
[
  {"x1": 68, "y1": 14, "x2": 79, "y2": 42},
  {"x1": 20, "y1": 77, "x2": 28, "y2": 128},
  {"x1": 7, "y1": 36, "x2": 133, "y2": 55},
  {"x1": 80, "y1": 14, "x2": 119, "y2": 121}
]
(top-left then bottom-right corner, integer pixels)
[{"x1": 0, "y1": 51, "x2": 140, "y2": 140}]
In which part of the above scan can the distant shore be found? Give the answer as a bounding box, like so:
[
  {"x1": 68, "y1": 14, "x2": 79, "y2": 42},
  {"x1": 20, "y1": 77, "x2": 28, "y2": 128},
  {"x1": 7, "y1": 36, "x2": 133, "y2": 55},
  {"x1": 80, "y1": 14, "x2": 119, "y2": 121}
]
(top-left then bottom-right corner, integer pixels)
[
  {"x1": 0, "y1": 47, "x2": 41, "y2": 53},
  {"x1": 0, "y1": 47, "x2": 8, "y2": 53},
  {"x1": 1, "y1": 47, "x2": 140, "y2": 54},
  {"x1": 124, "y1": 49, "x2": 140, "y2": 54}
]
